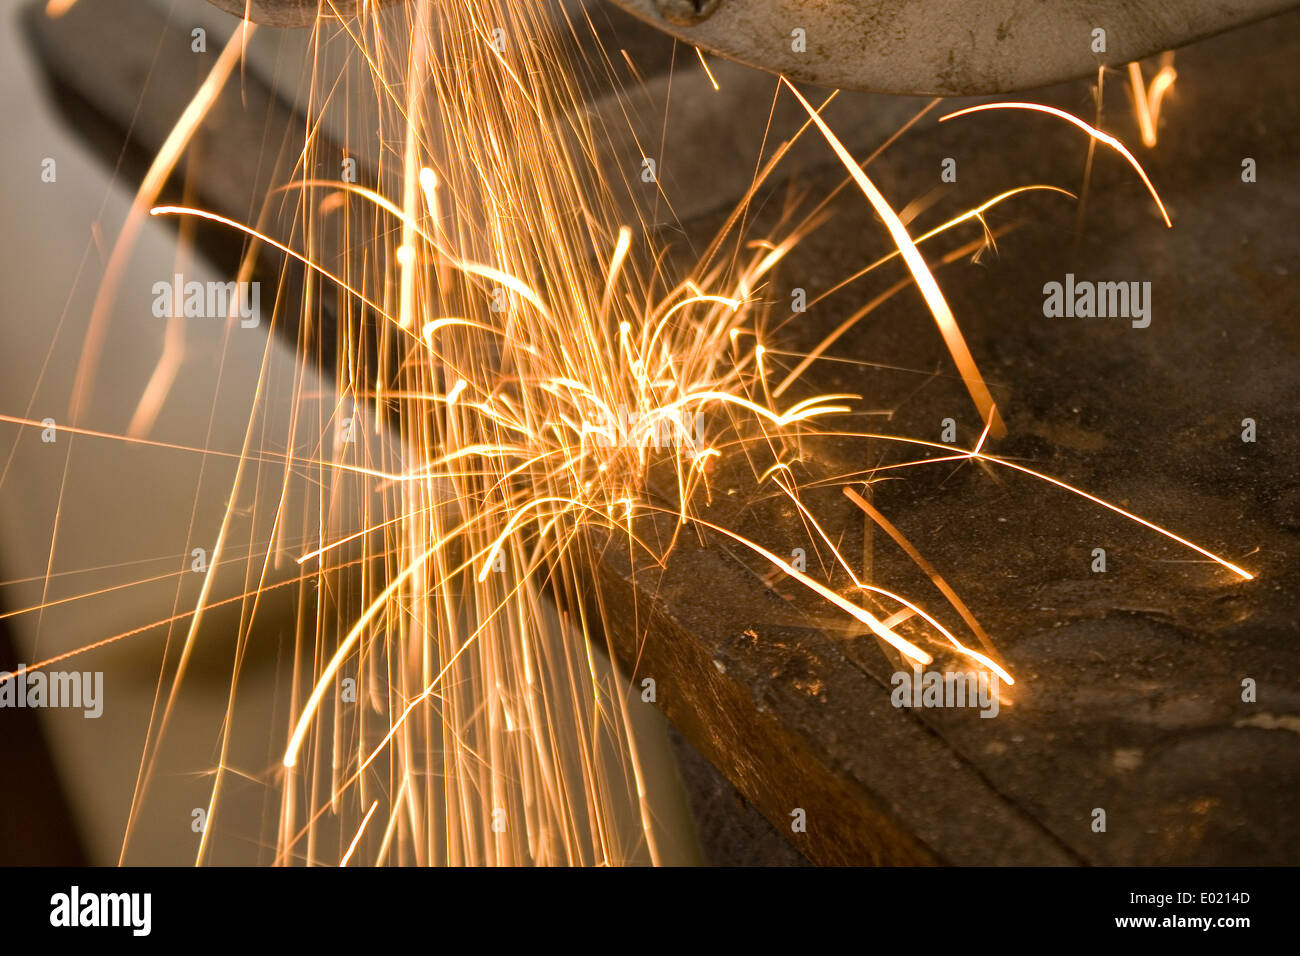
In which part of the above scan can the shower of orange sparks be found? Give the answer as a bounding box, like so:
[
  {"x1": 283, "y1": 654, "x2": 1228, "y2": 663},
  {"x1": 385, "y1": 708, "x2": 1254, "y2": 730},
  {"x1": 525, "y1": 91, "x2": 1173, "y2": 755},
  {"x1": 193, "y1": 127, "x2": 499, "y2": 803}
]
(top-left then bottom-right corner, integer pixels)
[{"x1": 9, "y1": 0, "x2": 1252, "y2": 870}]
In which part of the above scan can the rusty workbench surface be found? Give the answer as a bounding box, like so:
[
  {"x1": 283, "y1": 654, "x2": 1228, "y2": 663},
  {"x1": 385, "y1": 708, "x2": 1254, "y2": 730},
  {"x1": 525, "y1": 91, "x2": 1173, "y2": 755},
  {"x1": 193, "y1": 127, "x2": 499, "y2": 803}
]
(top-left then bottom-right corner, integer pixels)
[{"x1": 592, "y1": 12, "x2": 1300, "y2": 864}]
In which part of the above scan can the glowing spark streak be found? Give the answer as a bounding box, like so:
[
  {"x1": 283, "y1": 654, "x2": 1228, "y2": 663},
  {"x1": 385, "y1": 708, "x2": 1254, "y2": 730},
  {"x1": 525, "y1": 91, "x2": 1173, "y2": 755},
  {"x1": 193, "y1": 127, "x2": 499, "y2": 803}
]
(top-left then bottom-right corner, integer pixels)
[
  {"x1": 1146, "y1": 65, "x2": 1178, "y2": 130},
  {"x1": 691, "y1": 518, "x2": 933, "y2": 666},
  {"x1": 398, "y1": 28, "x2": 429, "y2": 330},
  {"x1": 764, "y1": 470, "x2": 1010, "y2": 681},
  {"x1": 0, "y1": 567, "x2": 322, "y2": 682},
  {"x1": 600, "y1": 227, "x2": 632, "y2": 319},
  {"x1": 831, "y1": 429, "x2": 1253, "y2": 581},
  {"x1": 1128, "y1": 59, "x2": 1177, "y2": 149},
  {"x1": 972, "y1": 453, "x2": 1254, "y2": 580},
  {"x1": 1128, "y1": 63, "x2": 1158, "y2": 148},
  {"x1": 202, "y1": 177, "x2": 555, "y2": 323},
  {"x1": 0, "y1": 411, "x2": 404, "y2": 482},
  {"x1": 283, "y1": 546, "x2": 438, "y2": 768},
  {"x1": 690, "y1": 89, "x2": 846, "y2": 276},
  {"x1": 460, "y1": 262, "x2": 553, "y2": 320},
  {"x1": 856, "y1": 584, "x2": 1012, "y2": 685},
  {"x1": 972, "y1": 413, "x2": 995, "y2": 455},
  {"x1": 0, "y1": 549, "x2": 260, "y2": 622},
  {"x1": 774, "y1": 232, "x2": 1002, "y2": 397},
  {"x1": 287, "y1": 492, "x2": 652, "y2": 776},
  {"x1": 476, "y1": 498, "x2": 578, "y2": 581},
  {"x1": 149, "y1": 206, "x2": 396, "y2": 323},
  {"x1": 428, "y1": 444, "x2": 531, "y2": 468},
  {"x1": 843, "y1": 486, "x2": 1001, "y2": 666},
  {"x1": 694, "y1": 47, "x2": 720, "y2": 90},
  {"x1": 418, "y1": 166, "x2": 439, "y2": 219},
  {"x1": 664, "y1": 390, "x2": 851, "y2": 428},
  {"x1": 644, "y1": 294, "x2": 741, "y2": 365},
  {"x1": 806, "y1": 187, "x2": 1075, "y2": 315},
  {"x1": 939, "y1": 102, "x2": 1172, "y2": 227},
  {"x1": 446, "y1": 379, "x2": 468, "y2": 404},
  {"x1": 296, "y1": 509, "x2": 417, "y2": 564},
  {"x1": 325, "y1": 511, "x2": 668, "y2": 811},
  {"x1": 690, "y1": 449, "x2": 719, "y2": 471},
  {"x1": 543, "y1": 379, "x2": 617, "y2": 425},
  {"x1": 657, "y1": 293, "x2": 742, "y2": 323},
  {"x1": 784, "y1": 393, "x2": 860, "y2": 417},
  {"x1": 784, "y1": 78, "x2": 1006, "y2": 438},
  {"x1": 422, "y1": 318, "x2": 520, "y2": 343},
  {"x1": 340, "y1": 801, "x2": 380, "y2": 866},
  {"x1": 374, "y1": 777, "x2": 410, "y2": 866},
  {"x1": 70, "y1": 20, "x2": 255, "y2": 423}
]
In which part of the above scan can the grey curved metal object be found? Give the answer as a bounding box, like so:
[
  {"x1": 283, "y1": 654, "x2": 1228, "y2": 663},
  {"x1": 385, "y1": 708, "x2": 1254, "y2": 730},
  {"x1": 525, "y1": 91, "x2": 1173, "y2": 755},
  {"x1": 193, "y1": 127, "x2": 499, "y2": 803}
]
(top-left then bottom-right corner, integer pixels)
[
  {"x1": 205, "y1": 0, "x2": 380, "y2": 27},
  {"x1": 207, "y1": 0, "x2": 1299, "y2": 94},
  {"x1": 614, "y1": 0, "x2": 1300, "y2": 94}
]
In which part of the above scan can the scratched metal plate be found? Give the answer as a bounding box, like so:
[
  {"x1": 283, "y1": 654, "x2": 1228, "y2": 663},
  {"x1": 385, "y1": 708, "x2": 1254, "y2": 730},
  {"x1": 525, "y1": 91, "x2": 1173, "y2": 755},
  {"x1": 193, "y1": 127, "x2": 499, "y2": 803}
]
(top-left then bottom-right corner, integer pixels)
[{"x1": 203, "y1": 0, "x2": 1299, "y2": 96}]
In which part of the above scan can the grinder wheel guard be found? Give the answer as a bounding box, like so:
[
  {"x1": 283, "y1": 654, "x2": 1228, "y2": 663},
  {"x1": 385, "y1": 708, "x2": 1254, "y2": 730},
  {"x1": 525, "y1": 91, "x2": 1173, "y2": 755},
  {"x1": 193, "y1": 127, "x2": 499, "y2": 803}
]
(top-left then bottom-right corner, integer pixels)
[{"x1": 204, "y1": 0, "x2": 1300, "y2": 94}]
